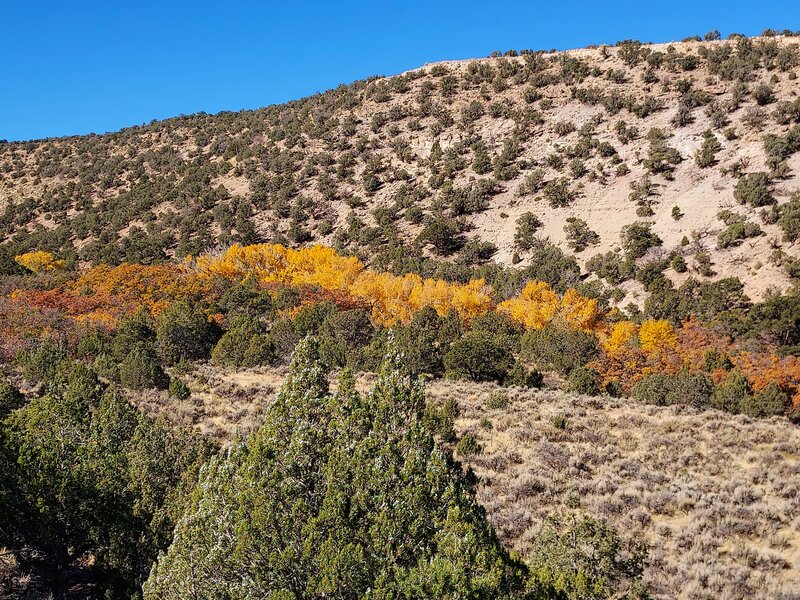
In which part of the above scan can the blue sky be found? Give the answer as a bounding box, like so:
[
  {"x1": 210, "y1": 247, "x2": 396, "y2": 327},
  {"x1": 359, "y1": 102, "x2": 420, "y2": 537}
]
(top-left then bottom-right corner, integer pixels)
[{"x1": 2, "y1": 1, "x2": 797, "y2": 141}]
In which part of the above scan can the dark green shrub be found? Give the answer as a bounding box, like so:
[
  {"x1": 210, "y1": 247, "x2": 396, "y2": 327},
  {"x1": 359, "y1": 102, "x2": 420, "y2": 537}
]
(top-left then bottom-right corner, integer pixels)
[
  {"x1": 75, "y1": 328, "x2": 111, "y2": 360},
  {"x1": 293, "y1": 301, "x2": 338, "y2": 338},
  {"x1": 469, "y1": 311, "x2": 523, "y2": 352},
  {"x1": 520, "y1": 243, "x2": 582, "y2": 292},
  {"x1": 444, "y1": 331, "x2": 515, "y2": 383},
  {"x1": 632, "y1": 372, "x2": 713, "y2": 408},
  {"x1": 456, "y1": 432, "x2": 481, "y2": 458},
  {"x1": 528, "y1": 514, "x2": 648, "y2": 600},
  {"x1": 717, "y1": 219, "x2": 762, "y2": 249},
  {"x1": 734, "y1": 172, "x2": 775, "y2": 207},
  {"x1": 92, "y1": 353, "x2": 120, "y2": 382},
  {"x1": 604, "y1": 380, "x2": 624, "y2": 397},
  {"x1": 17, "y1": 337, "x2": 66, "y2": 383},
  {"x1": 695, "y1": 251, "x2": 714, "y2": 276},
  {"x1": 113, "y1": 309, "x2": 157, "y2": 362},
  {"x1": 643, "y1": 128, "x2": 682, "y2": 176},
  {"x1": 543, "y1": 178, "x2": 576, "y2": 208},
  {"x1": 703, "y1": 350, "x2": 733, "y2": 372},
  {"x1": 740, "y1": 382, "x2": 788, "y2": 417},
  {"x1": 671, "y1": 254, "x2": 688, "y2": 273},
  {"x1": 272, "y1": 286, "x2": 301, "y2": 311},
  {"x1": 711, "y1": 371, "x2": 752, "y2": 413},
  {"x1": 168, "y1": 378, "x2": 191, "y2": 400},
  {"x1": 119, "y1": 346, "x2": 169, "y2": 390},
  {"x1": 586, "y1": 251, "x2": 634, "y2": 285},
  {"x1": 566, "y1": 367, "x2": 602, "y2": 395},
  {"x1": 417, "y1": 217, "x2": 464, "y2": 255},
  {"x1": 212, "y1": 318, "x2": 262, "y2": 367},
  {"x1": 521, "y1": 321, "x2": 599, "y2": 375},
  {"x1": 506, "y1": 361, "x2": 544, "y2": 388},
  {"x1": 514, "y1": 212, "x2": 543, "y2": 250},
  {"x1": 4, "y1": 385, "x2": 212, "y2": 597},
  {"x1": 621, "y1": 222, "x2": 662, "y2": 259},
  {"x1": 744, "y1": 294, "x2": 800, "y2": 352},
  {"x1": 485, "y1": 391, "x2": 510, "y2": 410},
  {"x1": 670, "y1": 372, "x2": 715, "y2": 407},
  {"x1": 423, "y1": 396, "x2": 458, "y2": 442},
  {"x1": 156, "y1": 301, "x2": 220, "y2": 366},
  {"x1": 270, "y1": 317, "x2": 300, "y2": 360},
  {"x1": 217, "y1": 281, "x2": 273, "y2": 320},
  {"x1": 241, "y1": 334, "x2": 277, "y2": 367},
  {"x1": 0, "y1": 379, "x2": 24, "y2": 416},
  {"x1": 752, "y1": 83, "x2": 775, "y2": 106},
  {"x1": 636, "y1": 260, "x2": 668, "y2": 287},
  {"x1": 776, "y1": 193, "x2": 800, "y2": 242},
  {"x1": 471, "y1": 140, "x2": 492, "y2": 174},
  {"x1": 318, "y1": 308, "x2": 374, "y2": 368},
  {"x1": 694, "y1": 130, "x2": 721, "y2": 167},
  {"x1": 395, "y1": 307, "x2": 462, "y2": 376},
  {"x1": 564, "y1": 217, "x2": 600, "y2": 252}
]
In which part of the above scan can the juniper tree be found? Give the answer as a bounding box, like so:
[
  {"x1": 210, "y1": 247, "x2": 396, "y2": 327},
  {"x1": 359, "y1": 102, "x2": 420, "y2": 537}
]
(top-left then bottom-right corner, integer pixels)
[{"x1": 144, "y1": 338, "x2": 529, "y2": 598}]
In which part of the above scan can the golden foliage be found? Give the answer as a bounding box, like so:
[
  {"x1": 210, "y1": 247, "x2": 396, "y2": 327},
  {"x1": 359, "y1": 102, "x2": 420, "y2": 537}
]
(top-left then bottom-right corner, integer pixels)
[
  {"x1": 14, "y1": 251, "x2": 65, "y2": 273},
  {"x1": 497, "y1": 282, "x2": 602, "y2": 332},
  {"x1": 350, "y1": 271, "x2": 420, "y2": 326},
  {"x1": 639, "y1": 319, "x2": 677, "y2": 353},
  {"x1": 496, "y1": 281, "x2": 559, "y2": 329},
  {"x1": 6, "y1": 241, "x2": 800, "y2": 409},
  {"x1": 191, "y1": 244, "x2": 494, "y2": 326},
  {"x1": 558, "y1": 288, "x2": 600, "y2": 331},
  {"x1": 604, "y1": 321, "x2": 639, "y2": 354},
  {"x1": 70, "y1": 263, "x2": 195, "y2": 314},
  {"x1": 191, "y1": 244, "x2": 364, "y2": 293}
]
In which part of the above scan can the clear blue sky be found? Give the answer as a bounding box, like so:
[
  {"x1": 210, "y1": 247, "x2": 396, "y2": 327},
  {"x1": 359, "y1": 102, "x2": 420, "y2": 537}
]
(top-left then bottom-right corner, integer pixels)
[{"x1": 2, "y1": 1, "x2": 797, "y2": 142}]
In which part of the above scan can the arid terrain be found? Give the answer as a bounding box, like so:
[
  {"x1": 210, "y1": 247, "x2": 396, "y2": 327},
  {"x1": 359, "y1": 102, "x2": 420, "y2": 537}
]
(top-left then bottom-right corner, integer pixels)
[
  {"x1": 4, "y1": 32, "x2": 800, "y2": 599},
  {"x1": 3, "y1": 36, "x2": 800, "y2": 304},
  {"x1": 125, "y1": 364, "x2": 800, "y2": 600}
]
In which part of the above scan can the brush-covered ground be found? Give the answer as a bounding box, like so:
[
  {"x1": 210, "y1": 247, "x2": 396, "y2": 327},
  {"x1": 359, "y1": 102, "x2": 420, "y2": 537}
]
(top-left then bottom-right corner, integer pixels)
[
  {"x1": 126, "y1": 364, "x2": 800, "y2": 600},
  {"x1": 3, "y1": 34, "x2": 800, "y2": 307}
]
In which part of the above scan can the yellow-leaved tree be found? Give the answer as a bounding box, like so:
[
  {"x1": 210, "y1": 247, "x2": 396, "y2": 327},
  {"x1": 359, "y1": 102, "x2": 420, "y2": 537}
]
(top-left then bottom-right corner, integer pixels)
[
  {"x1": 497, "y1": 281, "x2": 560, "y2": 329},
  {"x1": 558, "y1": 288, "x2": 601, "y2": 332},
  {"x1": 603, "y1": 321, "x2": 639, "y2": 354},
  {"x1": 639, "y1": 319, "x2": 677, "y2": 353},
  {"x1": 14, "y1": 251, "x2": 66, "y2": 273}
]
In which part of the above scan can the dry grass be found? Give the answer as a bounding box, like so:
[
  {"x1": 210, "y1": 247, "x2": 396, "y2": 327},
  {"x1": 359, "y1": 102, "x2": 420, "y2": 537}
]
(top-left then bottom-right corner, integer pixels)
[
  {"x1": 131, "y1": 363, "x2": 284, "y2": 441},
  {"x1": 431, "y1": 379, "x2": 800, "y2": 600},
  {"x1": 132, "y1": 366, "x2": 800, "y2": 599}
]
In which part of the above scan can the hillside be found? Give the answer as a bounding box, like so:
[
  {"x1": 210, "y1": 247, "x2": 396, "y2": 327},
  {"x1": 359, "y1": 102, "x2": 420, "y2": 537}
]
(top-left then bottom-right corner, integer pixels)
[
  {"x1": 126, "y1": 365, "x2": 800, "y2": 600},
  {"x1": 4, "y1": 30, "x2": 800, "y2": 600},
  {"x1": 3, "y1": 34, "x2": 800, "y2": 305}
]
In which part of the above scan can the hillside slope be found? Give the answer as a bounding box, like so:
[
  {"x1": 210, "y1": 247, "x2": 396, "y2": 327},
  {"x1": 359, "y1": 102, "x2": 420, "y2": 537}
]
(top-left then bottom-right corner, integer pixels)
[
  {"x1": 126, "y1": 365, "x2": 800, "y2": 600},
  {"x1": 2, "y1": 34, "x2": 800, "y2": 305}
]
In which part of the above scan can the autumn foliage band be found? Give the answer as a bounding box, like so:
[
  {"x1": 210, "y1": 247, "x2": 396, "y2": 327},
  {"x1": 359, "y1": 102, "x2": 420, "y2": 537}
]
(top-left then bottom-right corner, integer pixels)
[{"x1": 7, "y1": 244, "x2": 800, "y2": 410}]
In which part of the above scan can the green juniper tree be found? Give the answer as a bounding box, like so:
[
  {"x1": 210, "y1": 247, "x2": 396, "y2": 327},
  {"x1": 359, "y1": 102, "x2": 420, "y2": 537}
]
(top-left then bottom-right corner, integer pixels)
[{"x1": 144, "y1": 338, "x2": 529, "y2": 598}]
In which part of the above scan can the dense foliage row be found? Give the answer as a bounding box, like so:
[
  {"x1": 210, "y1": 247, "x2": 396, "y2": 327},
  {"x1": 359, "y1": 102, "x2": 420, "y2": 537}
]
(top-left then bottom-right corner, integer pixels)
[{"x1": 3, "y1": 243, "x2": 799, "y2": 423}]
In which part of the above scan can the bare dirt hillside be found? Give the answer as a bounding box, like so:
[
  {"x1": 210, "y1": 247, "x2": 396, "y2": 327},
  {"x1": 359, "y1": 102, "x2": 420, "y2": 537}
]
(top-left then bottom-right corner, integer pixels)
[
  {"x1": 2, "y1": 35, "x2": 800, "y2": 303},
  {"x1": 129, "y1": 365, "x2": 800, "y2": 600}
]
